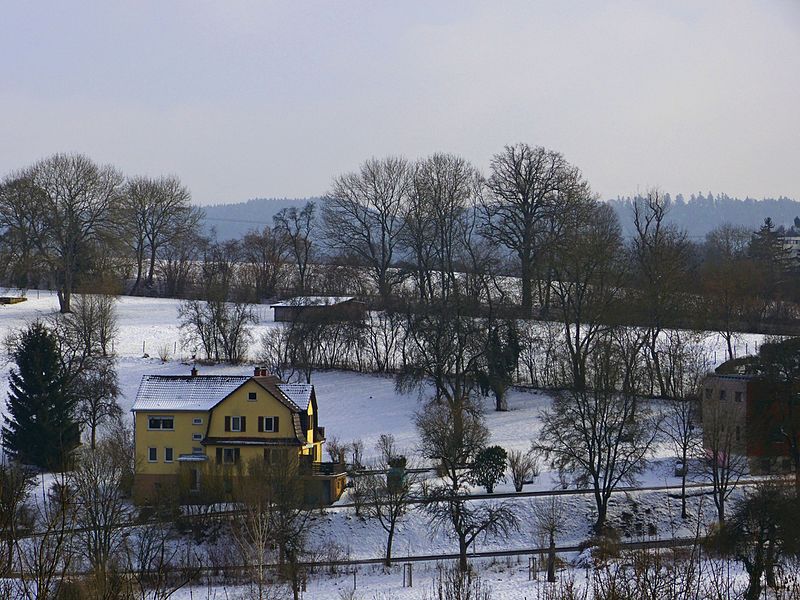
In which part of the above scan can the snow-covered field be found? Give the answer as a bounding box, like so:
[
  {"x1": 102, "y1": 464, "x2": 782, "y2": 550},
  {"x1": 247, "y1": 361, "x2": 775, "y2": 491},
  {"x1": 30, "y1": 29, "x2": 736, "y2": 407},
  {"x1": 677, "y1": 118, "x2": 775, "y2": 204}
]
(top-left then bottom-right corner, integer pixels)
[{"x1": 0, "y1": 291, "x2": 766, "y2": 598}]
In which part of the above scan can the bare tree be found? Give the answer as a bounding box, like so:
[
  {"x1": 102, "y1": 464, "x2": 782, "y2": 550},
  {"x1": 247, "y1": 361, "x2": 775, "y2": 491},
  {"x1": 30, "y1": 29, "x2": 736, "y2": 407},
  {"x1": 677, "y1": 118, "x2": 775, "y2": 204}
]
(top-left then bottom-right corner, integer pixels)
[
  {"x1": 482, "y1": 143, "x2": 587, "y2": 313},
  {"x1": 631, "y1": 190, "x2": 693, "y2": 396},
  {"x1": 241, "y1": 226, "x2": 288, "y2": 301},
  {"x1": 13, "y1": 474, "x2": 77, "y2": 600},
  {"x1": 658, "y1": 330, "x2": 707, "y2": 518},
  {"x1": 178, "y1": 298, "x2": 257, "y2": 363},
  {"x1": 121, "y1": 175, "x2": 201, "y2": 293},
  {"x1": 361, "y1": 434, "x2": 419, "y2": 566},
  {"x1": 416, "y1": 398, "x2": 518, "y2": 571},
  {"x1": 507, "y1": 449, "x2": 538, "y2": 493},
  {"x1": 124, "y1": 519, "x2": 199, "y2": 600},
  {"x1": 0, "y1": 460, "x2": 34, "y2": 575},
  {"x1": 273, "y1": 201, "x2": 316, "y2": 293},
  {"x1": 70, "y1": 439, "x2": 133, "y2": 598},
  {"x1": 403, "y1": 154, "x2": 482, "y2": 304},
  {"x1": 324, "y1": 157, "x2": 410, "y2": 301},
  {"x1": 531, "y1": 496, "x2": 566, "y2": 582},
  {"x1": 549, "y1": 201, "x2": 625, "y2": 390},
  {"x1": 537, "y1": 328, "x2": 657, "y2": 532},
  {"x1": 702, "y1": 392, "x2": 748, "y2": 523},
  {"x1": 75, "y1": 357, "x2": 122, "y2": 450},
  {"x1": 0, "y1": 175, "x2": 45, "y2": 290},
  {"x1": 14, "y1": 154, "x2": 124, "y2": 312}
]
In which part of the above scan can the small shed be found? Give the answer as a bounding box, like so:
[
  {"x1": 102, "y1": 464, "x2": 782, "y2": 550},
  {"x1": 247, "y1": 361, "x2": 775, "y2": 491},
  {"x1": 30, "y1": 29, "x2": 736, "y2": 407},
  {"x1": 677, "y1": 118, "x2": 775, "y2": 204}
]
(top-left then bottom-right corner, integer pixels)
[{"x1": 271, "y1": 296, "x2": 366, "y2": 323}]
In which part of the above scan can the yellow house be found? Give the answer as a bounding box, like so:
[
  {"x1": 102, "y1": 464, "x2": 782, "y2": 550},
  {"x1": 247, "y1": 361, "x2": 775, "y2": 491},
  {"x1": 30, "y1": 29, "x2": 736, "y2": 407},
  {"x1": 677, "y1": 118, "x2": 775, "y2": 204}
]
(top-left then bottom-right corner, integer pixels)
[{"x1": 131, "y1": 367, "x2": 345, "y2": 504}]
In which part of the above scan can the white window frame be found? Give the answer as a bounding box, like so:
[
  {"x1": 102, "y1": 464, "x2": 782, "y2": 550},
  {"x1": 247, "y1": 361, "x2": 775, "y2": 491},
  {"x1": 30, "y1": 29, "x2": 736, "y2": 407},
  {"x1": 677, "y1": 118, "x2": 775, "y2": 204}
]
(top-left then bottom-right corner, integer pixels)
[
  {"x1": 223, "y1": 448, "x2": 237, "y2": 464},
  {"x1": 231, "y1": 416, "x2": 242, "y2": 432},
  {"x1": 248, "y1": 392, "x2": 257, "y2": 402},
  {"x1": 192, "y1": 447, "x2": 204, "y2": 455},
  {"x1": 192, "y1": 417, "x2": 203, "y2": 425},
  {"x1": 263, "y1": 416, "x2": 276, "y2": 432},
  {"x1": 164, "y1": 447, "x2": 173, "y2": 463},
  {"x1": 192, "y1": 433, "x2": 203, "y2": 441},
  {"x1": 148, "y1": 416, "x2": 175, "y2": 431},
  {"x1": 148, "y1": 447, "x2": 157, "y2": 462}
]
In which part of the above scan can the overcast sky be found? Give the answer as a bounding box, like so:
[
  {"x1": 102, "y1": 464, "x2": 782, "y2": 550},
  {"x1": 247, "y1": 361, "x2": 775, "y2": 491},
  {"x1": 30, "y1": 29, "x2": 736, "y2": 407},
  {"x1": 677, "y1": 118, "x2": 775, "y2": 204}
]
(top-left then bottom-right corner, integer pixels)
[{"x1": 1, "y1": 1, "x2": 798, "y2": 205}]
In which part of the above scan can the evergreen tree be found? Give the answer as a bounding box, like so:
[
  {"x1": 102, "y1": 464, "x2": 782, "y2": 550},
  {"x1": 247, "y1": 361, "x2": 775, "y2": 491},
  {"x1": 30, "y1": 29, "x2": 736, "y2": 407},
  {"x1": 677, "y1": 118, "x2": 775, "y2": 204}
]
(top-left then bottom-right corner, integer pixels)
[
  {"x1": 477, "y1": 321, "x2": 521, "y2": 412},
  {"x1": 2, "y1": 323, "x2": 80, "y2": 470}
]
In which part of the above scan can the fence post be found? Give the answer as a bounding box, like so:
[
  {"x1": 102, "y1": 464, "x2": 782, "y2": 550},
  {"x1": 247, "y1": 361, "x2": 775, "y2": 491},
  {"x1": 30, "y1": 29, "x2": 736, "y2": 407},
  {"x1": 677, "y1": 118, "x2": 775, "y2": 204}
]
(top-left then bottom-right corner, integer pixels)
[
  {"x1": 403, "y1": 562, "x2": 413, "y2": 587},
  {"x1": 529, "y1": 556, "x2": 537, "y2": 581}
]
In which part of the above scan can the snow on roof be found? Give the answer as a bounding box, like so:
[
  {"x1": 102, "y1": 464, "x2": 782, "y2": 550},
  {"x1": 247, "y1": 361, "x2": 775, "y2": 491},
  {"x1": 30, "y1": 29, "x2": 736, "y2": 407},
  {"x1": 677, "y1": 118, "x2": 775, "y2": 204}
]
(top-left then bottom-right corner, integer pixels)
[
  {"x1": 270, "y1": 296, "x2": 355, "y2": 308},
  {"x1": 131, "y1": 375, "x2": 249, "y2": 412},
  {"x1": 278, "y1": 383, "x2": 313, "y2": 411}
]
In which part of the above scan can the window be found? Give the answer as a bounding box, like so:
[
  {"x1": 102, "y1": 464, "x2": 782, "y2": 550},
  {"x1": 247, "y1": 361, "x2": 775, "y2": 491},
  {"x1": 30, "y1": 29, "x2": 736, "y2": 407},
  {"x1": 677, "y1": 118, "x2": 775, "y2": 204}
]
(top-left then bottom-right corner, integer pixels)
[
  {"x1": 192, "y1": 417, "x2": 203, "y2": 425},
  {"x1": 165, "y1": 447, "x2": 173, "y2": 463},
  {"x1": 735, "y1": 391, "x2": 743, "y2": 403},
  {"x1": 192, "y1": 433, "x2": 203, "y2": 441},
  {"x1": 148, "y1": 416, "x2": 174, "y2": 430},
  {"x1": 719, "y1": 390, "x2": 727, "y2": 401},
  {"x1": 225, "y1": 416, "x2": 246, "y2": 432},
  {"x1": 704, "y1": 388, "x2": 712, "y2": 400},
  {"x1": 223, "y1": 448, "x2": 239, "y2": 464},
  {"x1": 258, "y1": 416, "x2": 279, "y2": 433},
  {"x1": 148, "y1": 447, "x2": 157, "y2": 462},
  {"x1": 192, "y1": 447, "x2": 204, "y2": 455},
  {"x1": 248, "y1": 392, "x2": 257, "y2": 402}
]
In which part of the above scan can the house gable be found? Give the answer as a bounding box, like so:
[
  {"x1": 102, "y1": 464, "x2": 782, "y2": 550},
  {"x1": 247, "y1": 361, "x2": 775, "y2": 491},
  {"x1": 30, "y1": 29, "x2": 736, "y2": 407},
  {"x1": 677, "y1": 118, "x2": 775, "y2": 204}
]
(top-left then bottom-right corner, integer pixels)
[{"x1": 206, "y1": 379, "x2": 303, "y2": 444}]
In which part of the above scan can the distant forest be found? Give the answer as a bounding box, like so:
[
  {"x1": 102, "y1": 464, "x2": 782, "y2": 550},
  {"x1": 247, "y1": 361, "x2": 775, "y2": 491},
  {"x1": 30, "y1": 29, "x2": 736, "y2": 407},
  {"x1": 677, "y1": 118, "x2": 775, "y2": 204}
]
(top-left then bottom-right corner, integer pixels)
[
  {"x1": 203, "y1": 193, "x2": 800, "y2": 241},
  {"x1": 608, "y1": 193, "x2": 800, "y2": 239}
]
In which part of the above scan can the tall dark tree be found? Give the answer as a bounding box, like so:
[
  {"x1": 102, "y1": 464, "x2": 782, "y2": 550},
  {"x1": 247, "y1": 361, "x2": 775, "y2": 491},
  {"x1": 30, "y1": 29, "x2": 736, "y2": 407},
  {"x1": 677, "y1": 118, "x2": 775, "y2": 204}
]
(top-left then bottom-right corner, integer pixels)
[
  {"x1": 477, "y1": 321, "x2": 521, "y2": 411},
  {"x1": 2, "y1": 323, "x2": 80, "y2": 471}
]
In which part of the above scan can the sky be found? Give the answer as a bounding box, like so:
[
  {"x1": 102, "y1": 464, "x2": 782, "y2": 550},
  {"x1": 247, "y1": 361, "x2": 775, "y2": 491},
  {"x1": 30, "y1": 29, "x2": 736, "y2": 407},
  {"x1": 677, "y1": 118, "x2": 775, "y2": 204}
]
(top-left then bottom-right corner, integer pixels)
[{"x1": 1, "y1": 1, "x2": 798, "y2": 206}]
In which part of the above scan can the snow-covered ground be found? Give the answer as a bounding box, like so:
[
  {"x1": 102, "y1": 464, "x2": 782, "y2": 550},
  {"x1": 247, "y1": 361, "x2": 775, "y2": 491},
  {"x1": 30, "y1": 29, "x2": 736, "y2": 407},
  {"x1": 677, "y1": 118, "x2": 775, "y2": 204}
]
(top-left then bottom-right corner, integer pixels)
[{"x1": 0, "y1": 291, "x2": 766, "y2": 597}]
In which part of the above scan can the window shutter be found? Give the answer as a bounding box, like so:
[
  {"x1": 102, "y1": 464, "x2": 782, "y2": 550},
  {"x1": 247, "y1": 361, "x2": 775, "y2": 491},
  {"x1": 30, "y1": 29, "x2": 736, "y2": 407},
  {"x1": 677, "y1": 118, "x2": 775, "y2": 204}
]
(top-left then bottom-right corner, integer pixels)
[
  {"x1": 224, "y1": 416, "x2": 230, "y2": 432},
  {"x1": 234, "y1": 448, "x2": 241, "y2": 463},
  {"x1": 216, "y1": 448, "x2": 222, "y2": 464},
  {"x1": 274, "y1": 416, "x2": 279, "y2": 432},
  {"x1": 258, "y1": 417, "x2": 263, "y2": 432},
  {"x1": 241, "y1": 416, "x2": 246, "y2": 432}
]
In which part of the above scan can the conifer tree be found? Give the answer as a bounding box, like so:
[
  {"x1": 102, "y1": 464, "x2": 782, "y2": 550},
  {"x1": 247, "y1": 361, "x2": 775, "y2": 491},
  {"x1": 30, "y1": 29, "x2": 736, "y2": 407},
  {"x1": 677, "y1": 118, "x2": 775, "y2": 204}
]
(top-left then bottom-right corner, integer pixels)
[{"x1": 2, "y1": 323, "x2": 79, "y2": 470}]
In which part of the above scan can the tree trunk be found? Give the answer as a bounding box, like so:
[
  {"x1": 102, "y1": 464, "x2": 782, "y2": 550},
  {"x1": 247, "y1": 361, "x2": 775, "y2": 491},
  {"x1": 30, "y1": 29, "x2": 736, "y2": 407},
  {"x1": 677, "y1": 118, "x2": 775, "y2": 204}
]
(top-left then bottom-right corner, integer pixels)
[
  {"x1": 594, "y1": 489, "x2": 608, "y2": 533},
  {"x1": 744, "y1": 565, "x2": 763, "y2": 600},
  {"x1": 147, "y1": 246, "x2": 157, "y2": 286},
  {"x1": 520, "y1": 266, "x2": 532, "y2": 314},
  {"x1": 385, "y1": 524, "x2": 395, "y2": 567},
  {"x1": 458, "y1": 536, "x2": 469, "y2": 572},
  {"x1": 547, "y1": 535, "x2": 556, "y2": 583},
  {"x1": 680, "y1": 447, "x2": 688, "y2": 519},
  {"x1": 495, "y1": 390, "x2": 508, "y2": 412}
]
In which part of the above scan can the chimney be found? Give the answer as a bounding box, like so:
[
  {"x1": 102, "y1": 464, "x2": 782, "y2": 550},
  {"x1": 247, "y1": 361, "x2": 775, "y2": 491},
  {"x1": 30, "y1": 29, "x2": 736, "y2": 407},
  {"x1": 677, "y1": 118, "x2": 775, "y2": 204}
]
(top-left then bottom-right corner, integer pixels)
[
  {"x1": 191, "y1": 366, "x2": 198, "y2": 377},
  {"x1": 254, "y1": 366, "x2": 269, "y2": 377}
]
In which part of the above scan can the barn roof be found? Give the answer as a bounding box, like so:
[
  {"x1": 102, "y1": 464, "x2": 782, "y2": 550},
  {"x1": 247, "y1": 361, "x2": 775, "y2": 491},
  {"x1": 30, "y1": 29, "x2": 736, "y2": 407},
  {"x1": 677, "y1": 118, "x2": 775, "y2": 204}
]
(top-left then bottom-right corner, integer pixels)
[{"x1": 270, "y1": 296, "x2": 355, "y2": 308}]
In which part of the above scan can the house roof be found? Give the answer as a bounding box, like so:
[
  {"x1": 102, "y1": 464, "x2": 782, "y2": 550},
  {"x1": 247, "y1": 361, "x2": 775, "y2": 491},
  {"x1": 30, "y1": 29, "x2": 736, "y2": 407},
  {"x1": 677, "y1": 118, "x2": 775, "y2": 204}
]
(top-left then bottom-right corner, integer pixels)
[
  {"x1": 131, "y1": 375, "x2": 250, "y2": 412},
  {"x1": 131, "y1": 374, "x2": 313, "y2": 447},
  {"x1": 270, "y1": 296, "x2": 355, "y2": 308},
  {"x1": 278, "y1": 383, "x2": 313, "y2": 411}
]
